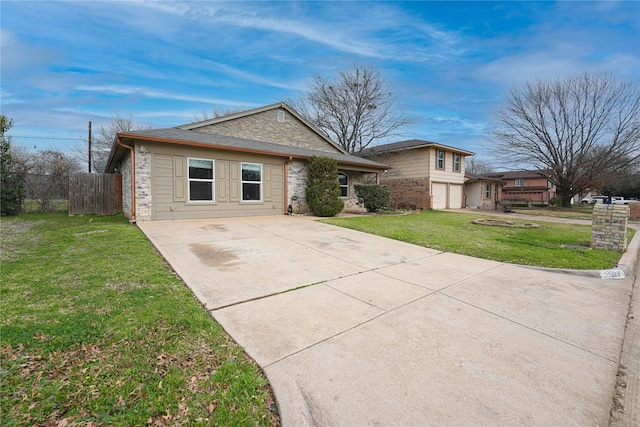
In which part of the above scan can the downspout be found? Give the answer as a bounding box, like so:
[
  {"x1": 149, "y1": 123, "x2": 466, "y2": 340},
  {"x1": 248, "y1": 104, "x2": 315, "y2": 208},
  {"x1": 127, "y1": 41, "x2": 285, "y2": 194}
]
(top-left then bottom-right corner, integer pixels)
[
  {"x1": 117, "y1": 137, "x2": 136, "y2": 224},
  {"x1": 284, "y1": 156, "x2": 293, "y2": 214}
]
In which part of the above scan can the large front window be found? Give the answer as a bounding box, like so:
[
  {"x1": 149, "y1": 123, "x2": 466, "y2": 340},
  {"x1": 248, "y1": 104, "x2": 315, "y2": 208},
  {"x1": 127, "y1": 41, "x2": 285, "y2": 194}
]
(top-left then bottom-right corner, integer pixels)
[
  {"x1": 188, "y1": 158, "x2": 214, "y2": 202},
  {"x1": 241, "y1": 163, "x2": 262, "y2": 201}
]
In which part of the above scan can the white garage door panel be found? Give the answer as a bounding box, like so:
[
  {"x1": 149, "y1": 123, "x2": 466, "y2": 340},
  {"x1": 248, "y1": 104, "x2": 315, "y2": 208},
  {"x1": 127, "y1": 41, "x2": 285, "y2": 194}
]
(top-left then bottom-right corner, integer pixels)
[
  {"x1": 449, "y1": 184, "x2": 463, "y2": 209},
  {"x1": 432, "y1": 183, "x2": 447, "y2": 210}
]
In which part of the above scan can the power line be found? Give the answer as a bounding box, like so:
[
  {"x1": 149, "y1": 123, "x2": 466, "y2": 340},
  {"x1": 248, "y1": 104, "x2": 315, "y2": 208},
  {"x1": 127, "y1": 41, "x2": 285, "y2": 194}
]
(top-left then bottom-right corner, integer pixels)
[{"x1": 9, "y1": 135, "x2": 86, "y2": 141}]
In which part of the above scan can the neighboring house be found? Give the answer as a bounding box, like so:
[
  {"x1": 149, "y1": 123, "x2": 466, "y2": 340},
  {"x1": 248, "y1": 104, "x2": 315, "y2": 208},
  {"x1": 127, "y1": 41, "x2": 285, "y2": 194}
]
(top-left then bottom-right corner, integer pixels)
[
  {"x1": 486, "y1": 170, "x2": 556, "y2": 205},
  {"x1": 361, "y1": 139, "x2": 474, "y2": 210},
  {"x1": 105, "y1": 102, "x2": 386, "y2": 221},
  {"x1": 464, "y1": 173, "x2": 502, "y2": 210}
]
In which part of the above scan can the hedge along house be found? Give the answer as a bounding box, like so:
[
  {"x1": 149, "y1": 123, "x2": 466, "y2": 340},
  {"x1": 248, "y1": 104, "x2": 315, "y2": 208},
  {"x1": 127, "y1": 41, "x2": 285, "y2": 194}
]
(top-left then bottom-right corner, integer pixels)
[
  {"x1": 104, "y1": 102, "x2": 386, "y2": 222},
  {"x1": 361, "y1": 139, "x2": 474, "y2": 210}
]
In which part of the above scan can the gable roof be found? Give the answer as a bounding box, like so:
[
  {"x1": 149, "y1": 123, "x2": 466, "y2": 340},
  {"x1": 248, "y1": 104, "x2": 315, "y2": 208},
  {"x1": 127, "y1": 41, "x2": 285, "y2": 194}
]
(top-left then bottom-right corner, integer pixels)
[
  {"x1": 361, "y1": 139, "x2": 475, "y2": 157},
  {"x1": 105, "y1": 127, "x2": 386, "y2": 173},
  {"x1": 177, "y1": 101, "x2": 348, "y2": 155}
]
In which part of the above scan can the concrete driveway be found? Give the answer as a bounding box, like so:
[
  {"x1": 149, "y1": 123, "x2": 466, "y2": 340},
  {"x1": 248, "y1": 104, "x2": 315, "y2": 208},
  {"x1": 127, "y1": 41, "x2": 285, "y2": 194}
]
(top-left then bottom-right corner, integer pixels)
[{"x1": 139, "y1": 215, "x2": 634, "y2": 426}]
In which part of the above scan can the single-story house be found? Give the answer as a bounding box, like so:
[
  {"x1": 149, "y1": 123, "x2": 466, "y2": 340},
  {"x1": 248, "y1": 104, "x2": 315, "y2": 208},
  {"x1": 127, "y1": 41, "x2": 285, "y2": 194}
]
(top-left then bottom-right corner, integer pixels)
[
  {"x1": 105, "y1": 102, "x2": 386, "y2": 222},
  {"x1": 464, "y1": 173, "x2": 502, "y2": 210},
  {"x1": 486, "y1": 170, "x2": 556, "y2": 206},
  {"x1": 361, "y1": 139, "x2": 474, "y2": 210}
]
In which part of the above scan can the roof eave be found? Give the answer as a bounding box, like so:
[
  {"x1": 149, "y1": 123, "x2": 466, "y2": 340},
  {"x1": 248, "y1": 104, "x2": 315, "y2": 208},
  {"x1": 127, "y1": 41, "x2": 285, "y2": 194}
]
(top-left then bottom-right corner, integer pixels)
[{"x1": 114, "y1": 132, "x2": 387, "y2": 171}]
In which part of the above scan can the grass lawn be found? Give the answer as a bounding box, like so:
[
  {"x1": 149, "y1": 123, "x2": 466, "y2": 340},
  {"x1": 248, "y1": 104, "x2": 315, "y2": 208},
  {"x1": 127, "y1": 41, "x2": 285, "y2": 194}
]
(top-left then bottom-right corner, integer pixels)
[
  {"x1": 321, "y1": 210, "x2": 632, "y2": 270},
  {"x1": 1, "y1": 213, "x2": 279, "y2": 426}
]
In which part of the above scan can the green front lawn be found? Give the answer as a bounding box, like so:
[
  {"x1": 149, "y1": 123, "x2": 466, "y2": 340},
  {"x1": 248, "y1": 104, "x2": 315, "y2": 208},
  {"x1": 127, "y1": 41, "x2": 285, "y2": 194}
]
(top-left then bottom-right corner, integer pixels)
[
  {"x1": 1, "y1": 213, "x2": 278, "y2": 426},
  {"x1": 321, "y1": 211, "x2": 632, "y2": 270}
]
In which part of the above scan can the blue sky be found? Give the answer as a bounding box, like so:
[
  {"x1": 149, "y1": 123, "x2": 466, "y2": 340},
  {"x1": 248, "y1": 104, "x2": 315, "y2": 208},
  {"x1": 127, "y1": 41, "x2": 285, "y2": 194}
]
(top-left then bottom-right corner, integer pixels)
[{"x1": 2, "y1": 1, "x2": 639, "y2": 162}]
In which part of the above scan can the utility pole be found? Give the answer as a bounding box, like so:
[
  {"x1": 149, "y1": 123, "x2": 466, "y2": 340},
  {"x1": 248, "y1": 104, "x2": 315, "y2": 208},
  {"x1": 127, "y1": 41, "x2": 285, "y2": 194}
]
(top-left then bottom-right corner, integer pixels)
[{"x1": 88, "y1": 120, "x2": 92, "y2": 173}]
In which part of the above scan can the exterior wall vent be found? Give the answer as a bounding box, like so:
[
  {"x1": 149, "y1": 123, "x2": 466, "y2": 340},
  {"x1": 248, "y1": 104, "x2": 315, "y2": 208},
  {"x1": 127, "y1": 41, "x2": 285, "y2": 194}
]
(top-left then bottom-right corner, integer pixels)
[{"x1": 277, "y1": 110, "x2": 285, "y2": 123}]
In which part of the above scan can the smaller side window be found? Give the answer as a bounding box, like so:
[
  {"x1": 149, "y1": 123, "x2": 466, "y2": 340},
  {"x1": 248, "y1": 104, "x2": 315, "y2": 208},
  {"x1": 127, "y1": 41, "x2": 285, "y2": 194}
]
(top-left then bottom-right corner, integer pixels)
[
  {"x1": 453, "y1": 153, "x2": 461, "y2": 172},
  {"x1": 485, "y1": 184, "x2": 491, "y2": 199},
  {"x1": 436, "y1": 149, "x2": 445, "y2": 170},
  {"x1": 338, "y1": 173, "x2": 349, "y2": 197},
  {"x1": 515, "y1": 178, "x2": 525, "y2": 187}
]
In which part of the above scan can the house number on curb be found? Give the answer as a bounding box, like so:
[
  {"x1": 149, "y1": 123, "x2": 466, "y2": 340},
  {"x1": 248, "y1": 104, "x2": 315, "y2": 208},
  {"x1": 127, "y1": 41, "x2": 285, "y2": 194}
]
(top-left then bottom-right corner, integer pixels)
[{"x1": 600, "y1": 269, "x2": 625, "y2": 280}]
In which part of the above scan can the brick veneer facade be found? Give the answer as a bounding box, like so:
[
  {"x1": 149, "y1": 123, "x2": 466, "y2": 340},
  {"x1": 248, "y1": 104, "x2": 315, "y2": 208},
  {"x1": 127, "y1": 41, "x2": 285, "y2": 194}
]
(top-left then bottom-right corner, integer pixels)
[
  {"x1": 591, "y1": 204, "x2": 629, "y2": 252},
  {"x1": 381, "y1": 177, "x2": 431, "y2": 210}
]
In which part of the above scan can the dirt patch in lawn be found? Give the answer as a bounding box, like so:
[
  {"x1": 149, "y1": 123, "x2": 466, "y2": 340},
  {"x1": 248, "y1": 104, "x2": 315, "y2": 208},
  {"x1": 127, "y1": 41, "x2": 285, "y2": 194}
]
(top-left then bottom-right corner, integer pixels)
[
  {"x1": 471, "y1": 218, "x2": 540, "y2": 228},
  {"x1": 0, "y1": 220, "x2": 42, "y2": 261}
]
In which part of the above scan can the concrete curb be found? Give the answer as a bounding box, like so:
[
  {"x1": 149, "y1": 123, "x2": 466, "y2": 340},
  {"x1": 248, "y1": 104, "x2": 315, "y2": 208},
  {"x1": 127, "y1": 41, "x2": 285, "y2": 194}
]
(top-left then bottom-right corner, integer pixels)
[
  {"x1": 617, "y1": 225, "x2": 640, "y2": 278},
  {"x1": 524, "y1": 226, "x2": 640, "y2": 280}
]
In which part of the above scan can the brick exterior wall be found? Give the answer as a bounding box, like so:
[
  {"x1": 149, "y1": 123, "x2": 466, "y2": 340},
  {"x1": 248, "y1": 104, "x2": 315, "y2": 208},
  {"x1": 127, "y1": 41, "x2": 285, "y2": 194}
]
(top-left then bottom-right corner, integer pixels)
[
  {"x1": 629, "y1": 201, "x2": 640, "y2": 221},
  {"x1": 380, "y1": 177, "x2": 431, "y2": 210},
  {"x1": 121, "y1": 155, "x2": 132, "y2": 219},
  {"x1": 287, "y1": 160, "x2": 310, "y2": 214},
  {"x1": 591, "y1": 204, "x2": 629, "y2": 252},
  {"x1": 199, "y1": 109, "x2": 338, "y2": 153}
]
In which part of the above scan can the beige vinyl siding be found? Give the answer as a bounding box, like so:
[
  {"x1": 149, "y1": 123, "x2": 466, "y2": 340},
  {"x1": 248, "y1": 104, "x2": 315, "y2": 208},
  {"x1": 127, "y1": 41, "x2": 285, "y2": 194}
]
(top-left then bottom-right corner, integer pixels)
[
  {"x1": 381, "y1": 149, "x2": 430, "y2": 179},
  {"x1": 144, "y1": 142, "x2": 285, "y2": 220},
  {"x1": 429, "y1": 148, "x2": 465, "y2": 185}
]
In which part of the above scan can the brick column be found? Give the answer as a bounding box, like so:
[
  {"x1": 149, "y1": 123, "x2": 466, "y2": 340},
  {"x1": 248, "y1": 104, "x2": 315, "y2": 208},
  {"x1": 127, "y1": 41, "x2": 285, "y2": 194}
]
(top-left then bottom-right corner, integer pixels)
[{"x1": 591, "y1": 204, "x2": 629, "y2": 252}]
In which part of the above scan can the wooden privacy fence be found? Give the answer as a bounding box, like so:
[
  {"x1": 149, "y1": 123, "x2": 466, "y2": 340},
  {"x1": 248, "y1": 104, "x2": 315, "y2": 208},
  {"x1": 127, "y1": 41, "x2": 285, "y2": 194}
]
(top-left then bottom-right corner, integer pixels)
[{"x1": 69, "y1": 173, "x2": 122, "y2": 216}]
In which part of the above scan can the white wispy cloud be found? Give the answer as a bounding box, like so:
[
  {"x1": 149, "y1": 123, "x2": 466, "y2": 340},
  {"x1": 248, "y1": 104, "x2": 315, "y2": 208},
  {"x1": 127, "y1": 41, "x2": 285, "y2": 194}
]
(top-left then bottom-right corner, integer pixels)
[{"x1": 75, "y1": 85, "x2": 239, "y2": 105}]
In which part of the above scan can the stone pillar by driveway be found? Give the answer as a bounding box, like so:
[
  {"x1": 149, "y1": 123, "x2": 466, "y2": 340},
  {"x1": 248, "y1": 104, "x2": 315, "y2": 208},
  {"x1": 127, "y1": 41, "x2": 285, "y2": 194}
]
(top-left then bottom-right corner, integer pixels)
[{"x1": 591, "y1": 204, "x2": 629, "y2": 252}]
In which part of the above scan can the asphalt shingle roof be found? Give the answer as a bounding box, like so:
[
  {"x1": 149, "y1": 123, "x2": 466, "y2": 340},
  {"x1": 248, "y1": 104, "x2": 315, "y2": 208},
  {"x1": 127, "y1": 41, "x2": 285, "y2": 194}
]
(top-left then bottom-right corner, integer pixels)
[{"x1": 108, "y1": 127, "x2": 387, "y2": 171}]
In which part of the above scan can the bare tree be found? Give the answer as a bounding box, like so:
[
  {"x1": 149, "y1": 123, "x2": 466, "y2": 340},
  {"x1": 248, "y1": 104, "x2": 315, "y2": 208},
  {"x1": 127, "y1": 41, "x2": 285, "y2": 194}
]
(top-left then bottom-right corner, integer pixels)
[
  {"x1": 292, "y1": 62, "x2": 419, "y2": 154},
  {"x1": 25, "y1": 150, "x2": 80, "y2": 212},
  {"x1": 488, "y1": 71, "x2": 640, "y2": 207},
  {"x1": 91, "y1": 110, "x2": 151, "y2": 172},
  {"x1": 192, "y1": 104, "x2": 250, "y2": 122},
  {"x1": 465, "y1": 157, "x2": 494, "y2": 175}
]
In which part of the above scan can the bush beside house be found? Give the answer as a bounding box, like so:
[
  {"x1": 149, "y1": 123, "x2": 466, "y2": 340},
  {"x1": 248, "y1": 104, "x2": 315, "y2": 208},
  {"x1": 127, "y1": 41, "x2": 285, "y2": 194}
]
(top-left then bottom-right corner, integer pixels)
[
  {"x1": 305, "y1": 156, "x2": 344, "y2": 217},
  {"x1": 354, "y1": 184, "x2": 391, "y2": 212}
]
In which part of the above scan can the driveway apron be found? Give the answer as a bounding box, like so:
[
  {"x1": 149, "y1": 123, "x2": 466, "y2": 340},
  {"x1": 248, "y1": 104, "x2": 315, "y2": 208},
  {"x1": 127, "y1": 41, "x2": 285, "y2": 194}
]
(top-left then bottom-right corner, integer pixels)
[{"x1": 139, "y1": 215, "x2": 633, "y2": 426}]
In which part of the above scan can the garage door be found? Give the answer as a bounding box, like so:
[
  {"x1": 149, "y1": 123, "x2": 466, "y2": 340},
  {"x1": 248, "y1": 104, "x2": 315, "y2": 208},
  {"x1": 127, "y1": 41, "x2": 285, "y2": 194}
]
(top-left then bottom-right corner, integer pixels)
[
  {"x1": 432, "y1": 183, "x2": 447, "y2": 210},
  {"x1": 449, "y1": 184, "x2": 463, "y2": 209}
]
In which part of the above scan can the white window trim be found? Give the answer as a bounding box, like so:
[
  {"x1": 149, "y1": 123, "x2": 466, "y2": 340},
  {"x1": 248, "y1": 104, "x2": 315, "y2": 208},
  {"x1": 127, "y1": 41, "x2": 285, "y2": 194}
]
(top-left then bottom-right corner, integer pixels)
[
  {"x1": 187, "y1": 157, "x2": 215, "y2": 203},
  {"x1": 515, "y1": 178, "x2": 525, "y2": 187},
  {"x1": 436, "y1": 149, "x2": 445, "y2": 170},
  {"x1": 338, "y1": 172, "x2": 349, "y2": 198},
  {"x1": 241, "y1": 162, "x2": 262, "y2": 202},
  {"x1": 485, "y1": 184, "x2": 491, "y2": 199}
]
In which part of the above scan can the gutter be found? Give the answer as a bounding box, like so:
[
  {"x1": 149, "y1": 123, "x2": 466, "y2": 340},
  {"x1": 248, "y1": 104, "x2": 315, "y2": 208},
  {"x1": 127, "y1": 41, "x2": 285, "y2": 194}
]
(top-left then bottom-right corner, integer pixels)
[{"x1": 116, "y1": 137, "x2": 136, "y2": 224}]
